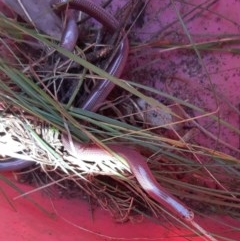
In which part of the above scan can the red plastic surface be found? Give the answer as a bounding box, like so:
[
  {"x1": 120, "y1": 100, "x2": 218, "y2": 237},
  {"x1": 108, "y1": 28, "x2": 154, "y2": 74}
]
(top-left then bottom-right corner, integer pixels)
[
  {"x1": 1, "y1": 0, "x2": 240, "y2": 240},
  {"x1": 0, "y1": 174, "x2": 240, "y2": 241}
]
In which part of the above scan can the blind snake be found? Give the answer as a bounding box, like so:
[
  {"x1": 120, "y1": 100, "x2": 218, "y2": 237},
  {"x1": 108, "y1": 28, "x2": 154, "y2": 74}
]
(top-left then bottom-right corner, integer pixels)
[{"x1": 0, "y1": 0, "x2": 194, "y2": 222}]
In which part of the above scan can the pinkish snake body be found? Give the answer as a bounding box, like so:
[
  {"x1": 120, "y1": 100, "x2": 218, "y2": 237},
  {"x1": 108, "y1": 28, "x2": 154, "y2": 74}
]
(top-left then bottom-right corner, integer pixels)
[
  {"x1": 51, "y1": 0, "x2": 194, "y2": 221},
  {"x1": 0, "y1": 0, "x2": 194, "y2": 222},
  {"x1": 54, "y1": 0, "x2": 129, "y2": 111},
  {"x1": 61, "y1": 136, "x2": 194, "y2": 221}
]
